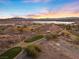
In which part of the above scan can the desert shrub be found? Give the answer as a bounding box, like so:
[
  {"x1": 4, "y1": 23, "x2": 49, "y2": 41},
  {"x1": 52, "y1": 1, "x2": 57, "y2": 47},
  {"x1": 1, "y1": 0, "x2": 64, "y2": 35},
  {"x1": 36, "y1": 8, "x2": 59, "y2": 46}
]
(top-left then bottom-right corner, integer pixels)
[
  {"x1": 25, "y1": 45, "x2": 41, "y2": 58},
  {"x1": 45, "y1": 33, "x2": 58, "y2": 41},
  {"x1": 73, "y1": 37, "x2": 79, "y2": 45}
]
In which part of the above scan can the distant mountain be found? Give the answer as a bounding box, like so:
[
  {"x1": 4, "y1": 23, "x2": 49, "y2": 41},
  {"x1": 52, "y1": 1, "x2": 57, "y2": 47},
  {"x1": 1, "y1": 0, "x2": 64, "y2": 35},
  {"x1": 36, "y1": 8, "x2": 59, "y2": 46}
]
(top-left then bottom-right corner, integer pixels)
[{"x1": 0, "y1": 17, "x2": 79, "y2": 22}]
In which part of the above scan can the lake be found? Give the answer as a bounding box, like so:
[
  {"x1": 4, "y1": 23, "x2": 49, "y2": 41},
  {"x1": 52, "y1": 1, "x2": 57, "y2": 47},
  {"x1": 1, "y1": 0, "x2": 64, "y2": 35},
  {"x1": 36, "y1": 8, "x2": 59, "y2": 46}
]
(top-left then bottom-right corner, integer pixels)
[{"x1": 33, "y1": 21, "x2": 75, "y2": 24}]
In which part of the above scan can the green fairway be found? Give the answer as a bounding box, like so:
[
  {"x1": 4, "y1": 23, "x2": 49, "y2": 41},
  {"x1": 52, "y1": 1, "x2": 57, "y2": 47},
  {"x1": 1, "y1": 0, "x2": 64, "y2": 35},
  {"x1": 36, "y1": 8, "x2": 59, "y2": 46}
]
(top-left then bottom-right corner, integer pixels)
[
  {"x1": 25, "y1": 35, "x2": 44, "y2": 42},
  {"x1": 0, "y1": 47, "x2": 22, "y2": 59}
]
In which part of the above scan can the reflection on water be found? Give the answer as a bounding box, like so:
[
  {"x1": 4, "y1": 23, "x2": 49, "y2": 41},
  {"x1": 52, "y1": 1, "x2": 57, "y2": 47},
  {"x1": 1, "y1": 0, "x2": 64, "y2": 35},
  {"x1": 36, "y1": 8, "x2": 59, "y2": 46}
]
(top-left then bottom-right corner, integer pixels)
[{"x1": 33, "y1": 21, "x2": 75, "y2": 24}]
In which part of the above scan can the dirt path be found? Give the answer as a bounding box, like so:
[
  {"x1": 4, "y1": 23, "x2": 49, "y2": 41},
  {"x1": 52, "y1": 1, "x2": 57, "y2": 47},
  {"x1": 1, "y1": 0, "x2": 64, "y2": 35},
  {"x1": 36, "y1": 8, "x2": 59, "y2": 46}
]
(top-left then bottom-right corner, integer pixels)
[{"x1": 49, "y1": 40, "x2": 79, "y2": 59}]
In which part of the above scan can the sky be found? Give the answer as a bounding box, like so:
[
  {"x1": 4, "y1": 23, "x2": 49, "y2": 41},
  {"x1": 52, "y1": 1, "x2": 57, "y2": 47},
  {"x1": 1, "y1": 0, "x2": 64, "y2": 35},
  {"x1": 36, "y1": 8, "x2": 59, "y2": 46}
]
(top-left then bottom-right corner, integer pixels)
[{"x1": 0, "y1": 0, "x2": 79, "y2": 19}]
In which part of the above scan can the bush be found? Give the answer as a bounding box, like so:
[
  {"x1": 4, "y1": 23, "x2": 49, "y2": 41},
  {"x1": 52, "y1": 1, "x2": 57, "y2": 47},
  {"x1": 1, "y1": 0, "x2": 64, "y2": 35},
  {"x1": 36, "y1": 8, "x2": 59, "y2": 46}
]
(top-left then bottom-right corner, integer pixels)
[
  {"x1": 25, "y1": 45, "x2": 41, "y2": 58},
  {"x1": 73, "y1": 37, "x2": 79, "y2": 45},
  {"x1": 0, "y1": 47, "x2": 22, "y2": 59},
  {"x1": 45, "y1": 33, "x2": 58, "y2": 41}
]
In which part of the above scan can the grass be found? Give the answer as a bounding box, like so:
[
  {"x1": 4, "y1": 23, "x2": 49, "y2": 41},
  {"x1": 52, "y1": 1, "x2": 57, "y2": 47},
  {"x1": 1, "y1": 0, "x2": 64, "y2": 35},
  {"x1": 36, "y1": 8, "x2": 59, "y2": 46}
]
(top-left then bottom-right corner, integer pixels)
[
  {"x1": 0, "y1": 47, "x2": 22, "y2": 59},
  {"x1": 25, "y1": 45, "x2": 41, "y2": 58},
  {"x1": 24, "y1": 35, "x2": 44, "y2": 43}
]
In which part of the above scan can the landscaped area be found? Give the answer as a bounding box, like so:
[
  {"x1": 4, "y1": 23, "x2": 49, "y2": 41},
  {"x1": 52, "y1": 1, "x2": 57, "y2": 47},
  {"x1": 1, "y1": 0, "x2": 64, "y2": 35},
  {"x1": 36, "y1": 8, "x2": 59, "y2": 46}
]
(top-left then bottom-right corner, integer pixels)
[
  {"x1": 0, "y1": 47, "x2": 22, "y2": 59},
  {"x1": 24, "y1": 35, "x2": 44, "y2": 43}
]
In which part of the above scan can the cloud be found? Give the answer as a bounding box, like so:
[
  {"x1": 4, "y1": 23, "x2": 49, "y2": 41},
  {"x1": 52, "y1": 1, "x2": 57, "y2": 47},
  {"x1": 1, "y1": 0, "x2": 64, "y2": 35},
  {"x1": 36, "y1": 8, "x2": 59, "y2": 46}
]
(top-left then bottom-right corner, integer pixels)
[
  {"x1": 22, "y1": 2, "x2": 79, "y2": 19},
  {"x1": 0, "y1": 0, "x2": 79, "y2": 19},
  {"x1": 0, "y1": 11, "x2": 12, "y2": 19},
  {"x1": 0, "y1": 0, "x2": 9, "y2": 3},
  {"x1": 52, "y1": 1, "x2": 79, "y2": 18},
  {"x1": 23, "y1": 0, "x2": 51, "y2": 3},
  {"x1": 2, "y1": 1, "x2": 78, "y2": 19},
  {"x1": 38, "y1": 1, "x2": 79, "y2": 18},
  {"x1": 58, "y1": 2, "x2": 79, "y2": 13}
]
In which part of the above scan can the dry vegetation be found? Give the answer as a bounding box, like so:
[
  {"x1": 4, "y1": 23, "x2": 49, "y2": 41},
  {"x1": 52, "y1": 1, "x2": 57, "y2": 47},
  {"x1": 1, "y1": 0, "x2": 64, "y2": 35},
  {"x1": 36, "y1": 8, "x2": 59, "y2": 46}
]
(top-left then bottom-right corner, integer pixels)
[{"x1": 0, "y1": 19, "x2": 79, "y2": 59}]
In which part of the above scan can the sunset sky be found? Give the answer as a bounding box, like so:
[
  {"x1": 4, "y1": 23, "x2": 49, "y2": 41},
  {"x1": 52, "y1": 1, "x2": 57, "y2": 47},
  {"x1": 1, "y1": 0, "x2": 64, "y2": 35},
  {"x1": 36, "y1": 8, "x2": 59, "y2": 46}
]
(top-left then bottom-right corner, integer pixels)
[{"x1": 0, "y1": 0, "x2": 79, "y2": 19}]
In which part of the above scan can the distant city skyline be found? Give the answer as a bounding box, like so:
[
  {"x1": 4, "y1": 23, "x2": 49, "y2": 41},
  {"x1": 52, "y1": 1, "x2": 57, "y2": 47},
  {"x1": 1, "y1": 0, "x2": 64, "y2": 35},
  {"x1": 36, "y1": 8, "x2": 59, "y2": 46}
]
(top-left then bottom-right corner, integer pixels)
[{"x1": 0, "y1": 0, "x2": 79, "y2": 19}]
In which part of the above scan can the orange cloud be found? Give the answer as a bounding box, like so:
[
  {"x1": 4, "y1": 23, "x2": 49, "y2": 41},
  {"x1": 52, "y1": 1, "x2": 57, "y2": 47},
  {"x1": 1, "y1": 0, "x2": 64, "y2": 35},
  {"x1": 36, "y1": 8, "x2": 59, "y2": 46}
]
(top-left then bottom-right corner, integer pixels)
[
  {"x1": 0, "y1": 0, "x2": 79, "y2": 19},
  {"x1": 21, "y1": 1, "x2": 79, "y2": 19}
]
